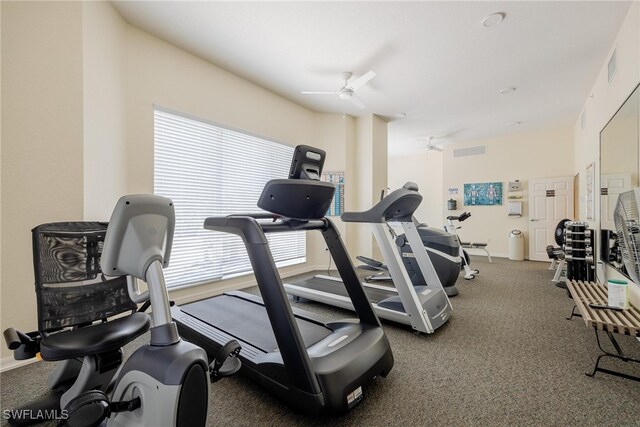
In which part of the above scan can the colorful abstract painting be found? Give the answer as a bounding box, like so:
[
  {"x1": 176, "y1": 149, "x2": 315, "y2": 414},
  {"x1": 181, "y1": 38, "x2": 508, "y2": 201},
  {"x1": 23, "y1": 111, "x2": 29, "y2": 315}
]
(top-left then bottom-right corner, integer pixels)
[{"x1": 463, "y1": 182, "x2": 503, "y2": 206}]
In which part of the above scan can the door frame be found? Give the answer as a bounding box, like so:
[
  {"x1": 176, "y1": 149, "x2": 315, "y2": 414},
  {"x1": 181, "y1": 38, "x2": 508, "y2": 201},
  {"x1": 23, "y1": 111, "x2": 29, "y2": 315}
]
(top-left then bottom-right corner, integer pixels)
[{"x1": 528, "y1": 176, "x2": 575, "y2": 261}]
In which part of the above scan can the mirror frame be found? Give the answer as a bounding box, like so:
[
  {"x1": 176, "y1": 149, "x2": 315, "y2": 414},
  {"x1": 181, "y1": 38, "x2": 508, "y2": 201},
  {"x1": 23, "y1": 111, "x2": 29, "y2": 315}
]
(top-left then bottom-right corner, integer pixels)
[{"x1": 599, "y1": 83, "x2": 640, "y2": 279}]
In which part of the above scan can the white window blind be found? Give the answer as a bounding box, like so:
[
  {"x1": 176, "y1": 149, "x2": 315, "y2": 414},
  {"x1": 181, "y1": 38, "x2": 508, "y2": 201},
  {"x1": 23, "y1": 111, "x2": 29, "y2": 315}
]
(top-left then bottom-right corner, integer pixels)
[{"x1": 154, "y1": 108, "x2": 306, "y2": 289}]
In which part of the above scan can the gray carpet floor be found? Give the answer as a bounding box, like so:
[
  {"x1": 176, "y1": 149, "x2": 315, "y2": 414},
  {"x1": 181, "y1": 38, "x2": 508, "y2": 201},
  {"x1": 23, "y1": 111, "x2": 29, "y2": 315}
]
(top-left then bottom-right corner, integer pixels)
[{"x1": 1, "y1": 257, "x2": 639, "y2": 426}]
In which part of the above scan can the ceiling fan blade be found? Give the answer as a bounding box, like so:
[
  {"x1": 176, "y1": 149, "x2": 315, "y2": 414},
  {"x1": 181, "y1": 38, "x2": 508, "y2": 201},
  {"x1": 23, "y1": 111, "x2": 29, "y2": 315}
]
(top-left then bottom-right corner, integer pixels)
[
  {"x1": 428, "y1": 146, "x2": 444, "y2": 152},
  {"x1": 349, "y1": 94, "x2": 366, "y2": 109},
  {"x1": 301, "y1": 91, "x2": 337, "y2": 95},
  {"x1": 349, "y1": 71, "x2": 376, "y2": 90}
]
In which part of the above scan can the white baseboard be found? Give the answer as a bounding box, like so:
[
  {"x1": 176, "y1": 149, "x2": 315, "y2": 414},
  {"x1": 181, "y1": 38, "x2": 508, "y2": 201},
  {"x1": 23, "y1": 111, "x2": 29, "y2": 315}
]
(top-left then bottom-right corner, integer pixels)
[{"x1": 0, "y1": 356, "x2": 38, "y2": 373}]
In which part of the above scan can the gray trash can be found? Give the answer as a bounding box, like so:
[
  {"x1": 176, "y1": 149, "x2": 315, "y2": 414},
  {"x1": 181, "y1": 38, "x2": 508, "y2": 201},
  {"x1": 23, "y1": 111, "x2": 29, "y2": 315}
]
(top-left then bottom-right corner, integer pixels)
[{"x1": 509, "y1": 229, "x2": 525, "y2": 261}]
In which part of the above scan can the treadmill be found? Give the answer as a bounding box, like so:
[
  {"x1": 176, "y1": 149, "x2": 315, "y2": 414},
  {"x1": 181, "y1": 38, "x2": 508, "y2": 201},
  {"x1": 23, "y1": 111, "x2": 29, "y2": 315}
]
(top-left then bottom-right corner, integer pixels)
[
  {"x1": 171, "y1": 145, "x2": 394, "y2": 416},
  {"x1": 284, "y1": 184, "x2": 453, "y2": 334}
]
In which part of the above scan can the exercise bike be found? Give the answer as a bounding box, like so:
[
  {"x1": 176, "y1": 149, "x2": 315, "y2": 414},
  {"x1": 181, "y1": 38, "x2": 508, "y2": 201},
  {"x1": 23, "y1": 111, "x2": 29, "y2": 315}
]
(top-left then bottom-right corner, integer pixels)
[
  {"x1": 445, "y1": 212, "x2": 480, "y2": 280},
  {"x1": 3, "y1": 195, "x2": 241, "y2": 426}
]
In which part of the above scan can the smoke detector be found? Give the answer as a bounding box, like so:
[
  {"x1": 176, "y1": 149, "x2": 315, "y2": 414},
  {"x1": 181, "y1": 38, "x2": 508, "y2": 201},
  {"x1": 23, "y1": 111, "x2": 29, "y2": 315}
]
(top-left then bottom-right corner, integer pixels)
[{"x1": 482, "y1": 12, "x2": 505, "y2": 28}]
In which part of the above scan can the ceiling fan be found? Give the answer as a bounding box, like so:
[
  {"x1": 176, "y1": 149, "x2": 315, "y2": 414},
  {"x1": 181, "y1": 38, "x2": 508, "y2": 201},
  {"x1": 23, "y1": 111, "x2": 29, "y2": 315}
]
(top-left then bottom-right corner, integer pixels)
[
  {"x1": 302, "y1": 71, "x2": 376, "y2": 110},
  {"x1": 423, "y1": 136, "x2": 444, "y2": 152}
]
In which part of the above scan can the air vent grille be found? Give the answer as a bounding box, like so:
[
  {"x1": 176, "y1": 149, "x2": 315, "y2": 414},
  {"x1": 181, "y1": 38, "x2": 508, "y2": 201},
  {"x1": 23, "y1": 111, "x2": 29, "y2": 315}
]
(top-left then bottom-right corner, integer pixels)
[{"x1": 453, "y1": 145, "x2": 487, "y2": 158}]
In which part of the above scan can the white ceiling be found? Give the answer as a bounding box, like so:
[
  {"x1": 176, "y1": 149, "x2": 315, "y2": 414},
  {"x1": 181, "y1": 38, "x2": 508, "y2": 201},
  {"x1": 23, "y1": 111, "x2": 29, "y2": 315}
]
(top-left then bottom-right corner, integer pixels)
[{"x1": 113, "y1": 1, "x2": 631, "y2": 155}]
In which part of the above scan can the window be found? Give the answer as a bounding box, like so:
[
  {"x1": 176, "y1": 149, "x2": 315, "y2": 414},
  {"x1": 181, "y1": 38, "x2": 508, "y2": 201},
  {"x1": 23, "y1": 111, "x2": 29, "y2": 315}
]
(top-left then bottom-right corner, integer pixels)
[{"x1": 154, "y1": 108, "x2": 306, "y2": 289}]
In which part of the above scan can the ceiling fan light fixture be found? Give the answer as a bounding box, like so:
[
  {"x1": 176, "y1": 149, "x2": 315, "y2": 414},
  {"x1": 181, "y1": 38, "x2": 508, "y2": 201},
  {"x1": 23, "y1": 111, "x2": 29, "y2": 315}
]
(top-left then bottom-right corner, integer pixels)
[
  {"x1": 482, "y1": 12, "x2": 505, "y2": 28},
  {"x1": 339, "y1": 90, "x2": 353, "y2": 100}
]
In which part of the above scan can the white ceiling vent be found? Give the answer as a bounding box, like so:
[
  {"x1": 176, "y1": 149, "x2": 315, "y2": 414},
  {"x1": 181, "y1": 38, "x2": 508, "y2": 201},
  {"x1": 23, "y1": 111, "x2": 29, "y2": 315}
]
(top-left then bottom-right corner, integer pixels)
[
  {"x1": 608, "y1": 49, "x2": 617, "y2": 83},
  {"x1": 453, "y1": 145, "x2": 487, "y2": 158}
]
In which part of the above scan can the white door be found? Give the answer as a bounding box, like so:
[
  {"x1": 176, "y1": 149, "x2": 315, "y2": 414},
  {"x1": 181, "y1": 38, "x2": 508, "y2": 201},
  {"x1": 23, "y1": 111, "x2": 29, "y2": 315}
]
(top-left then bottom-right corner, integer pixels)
[
  {"x1": 529, "y1": 176, "x2": 574, "y2": 261},
  {"x1": 601, "y1": 173, "x2": 632, "y2": 230}
]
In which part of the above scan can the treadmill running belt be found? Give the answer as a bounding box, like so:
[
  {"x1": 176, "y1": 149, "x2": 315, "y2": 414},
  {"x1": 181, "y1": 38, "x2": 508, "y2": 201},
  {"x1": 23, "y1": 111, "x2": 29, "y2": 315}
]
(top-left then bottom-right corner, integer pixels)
[
  {"x1": 181, "y1": 294, "x2": 332, "y2": 353},
  {"x1": 293, "y1": 276, "x2": 395, "y2": 304}
]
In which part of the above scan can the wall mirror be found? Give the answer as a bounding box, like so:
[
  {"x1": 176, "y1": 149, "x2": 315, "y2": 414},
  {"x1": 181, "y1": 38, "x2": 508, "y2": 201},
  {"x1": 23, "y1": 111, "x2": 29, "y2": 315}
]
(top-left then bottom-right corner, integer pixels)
[{"x1": 600, "y1": 84, "x2": 640, "y2": 276}]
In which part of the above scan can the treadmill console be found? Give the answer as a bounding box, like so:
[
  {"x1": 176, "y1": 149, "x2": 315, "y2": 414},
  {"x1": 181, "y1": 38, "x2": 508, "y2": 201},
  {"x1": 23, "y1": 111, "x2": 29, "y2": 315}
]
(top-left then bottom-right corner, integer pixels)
[
  {"x1": 289, "y1": 145, "x2": 326, "y2": 180},
  {"x1": 257, "y1": 145, "x2": 334, "y2": 220}
]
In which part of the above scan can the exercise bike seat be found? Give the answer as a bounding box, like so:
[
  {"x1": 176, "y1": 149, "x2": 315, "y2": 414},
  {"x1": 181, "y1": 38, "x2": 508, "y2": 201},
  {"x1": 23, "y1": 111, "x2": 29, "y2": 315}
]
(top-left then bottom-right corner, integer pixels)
[{"x1": 40, "y1": 312, "x2": 149, "y2": 361}]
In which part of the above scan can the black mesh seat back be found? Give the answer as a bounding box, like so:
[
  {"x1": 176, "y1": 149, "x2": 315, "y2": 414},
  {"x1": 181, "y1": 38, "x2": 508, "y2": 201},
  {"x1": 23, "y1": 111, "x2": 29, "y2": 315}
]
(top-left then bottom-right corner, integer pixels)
[{"x1": 32, "y1": 222, "x2": 136, "y2": 332}]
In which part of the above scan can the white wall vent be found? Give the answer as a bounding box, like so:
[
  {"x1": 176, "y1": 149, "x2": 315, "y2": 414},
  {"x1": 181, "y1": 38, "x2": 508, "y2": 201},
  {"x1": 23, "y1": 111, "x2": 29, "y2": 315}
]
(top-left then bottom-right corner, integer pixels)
[
  {"x1": 453, "y1": 145, "x2": 486, "y2": 158},
  {"x1": 580, "y1": 111, "x2": 586, "y2": 130},
  {"x1": 608, "y1": 49, "x2": 617, "y2": 83}
]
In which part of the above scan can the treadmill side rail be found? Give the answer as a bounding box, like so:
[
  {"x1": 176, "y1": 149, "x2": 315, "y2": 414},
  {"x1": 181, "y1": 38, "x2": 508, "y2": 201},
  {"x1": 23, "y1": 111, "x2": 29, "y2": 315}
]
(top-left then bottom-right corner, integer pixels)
[
  {"x1": 371, "y1": 222, "x2": 435, "y2": 333},
  {"x1": 320, "y1": 218, "x2": 382, "y2": 327},
  {"x1": 204, "y1": 216, "x2": 322, "y2": 396}
]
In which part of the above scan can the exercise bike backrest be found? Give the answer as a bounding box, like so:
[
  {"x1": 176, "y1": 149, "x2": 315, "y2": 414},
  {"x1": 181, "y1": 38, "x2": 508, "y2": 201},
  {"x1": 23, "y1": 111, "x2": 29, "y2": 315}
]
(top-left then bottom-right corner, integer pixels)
[{"x1": 101, "y1": 195, "x2": 175, "y2": 337}]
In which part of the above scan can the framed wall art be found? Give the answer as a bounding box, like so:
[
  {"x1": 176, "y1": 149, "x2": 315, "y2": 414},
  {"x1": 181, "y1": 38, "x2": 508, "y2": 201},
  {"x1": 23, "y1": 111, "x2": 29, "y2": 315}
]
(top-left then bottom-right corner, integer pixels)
[{"x1": 463, "y1": 182, "x2": 503, "y2": 206}]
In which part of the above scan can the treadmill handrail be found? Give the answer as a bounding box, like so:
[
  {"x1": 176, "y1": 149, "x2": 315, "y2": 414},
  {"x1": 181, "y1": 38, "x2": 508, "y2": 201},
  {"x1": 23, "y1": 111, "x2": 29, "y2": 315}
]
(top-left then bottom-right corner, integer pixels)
[
  {"x1": 203, "y1": 214, "x2": 382, "y2": 393},
  {"x1": 341, "y1": 187, "x2": 422, "y2": 224},
  {"x1": 205, "y1": 215, "x2": 322, "y2": 395},
  {"x1": 205, "y1": 216, "x2": 328, "y2": 240},
  {"x1": 204, "y1": 216, "x2": 268, "y2": 244},
  {"x1": 320, "y1": 217, "x2": 381, "y2": 327}
]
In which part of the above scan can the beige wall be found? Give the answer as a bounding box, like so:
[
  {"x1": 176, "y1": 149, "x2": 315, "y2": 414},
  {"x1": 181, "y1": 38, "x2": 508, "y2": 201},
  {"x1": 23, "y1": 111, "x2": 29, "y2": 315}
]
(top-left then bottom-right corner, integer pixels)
[
  {"x1": 442, "y1": 127, "x2": 574, "y2": 258},
  {"x1": 1, "y1": 1, "x2": 85, "y2": 360},
  {"x1": 388, "y1": 151, "x2": 444, "y2": 228},
  {"x1": 83, "y1": 1, "x2": 128, "y2": 220},
  {"x1": 573, "y1": 2, "x2": 640, "y2": 304}
]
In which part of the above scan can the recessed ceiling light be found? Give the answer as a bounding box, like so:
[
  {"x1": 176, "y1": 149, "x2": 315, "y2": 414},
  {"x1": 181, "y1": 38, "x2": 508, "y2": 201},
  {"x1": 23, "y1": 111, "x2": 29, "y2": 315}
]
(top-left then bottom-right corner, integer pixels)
[
  {"x1": 500, "y1": 87, "x2": 516, "y2": 95},
  {"x1": 508, "y1": 121, "x2": 522, "y2": 126},
  {"x1": 482, "y1": 12, "x2": 505, "y2": 28}
]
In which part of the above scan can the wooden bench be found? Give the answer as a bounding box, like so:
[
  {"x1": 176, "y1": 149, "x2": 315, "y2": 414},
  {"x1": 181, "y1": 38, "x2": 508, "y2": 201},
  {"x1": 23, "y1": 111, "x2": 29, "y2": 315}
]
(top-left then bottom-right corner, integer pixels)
[{"x1": 566, "y1": 280, "x2": 640, "y2": 381}]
